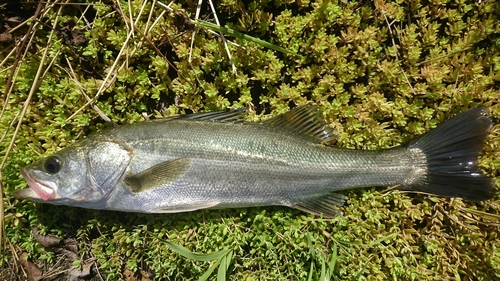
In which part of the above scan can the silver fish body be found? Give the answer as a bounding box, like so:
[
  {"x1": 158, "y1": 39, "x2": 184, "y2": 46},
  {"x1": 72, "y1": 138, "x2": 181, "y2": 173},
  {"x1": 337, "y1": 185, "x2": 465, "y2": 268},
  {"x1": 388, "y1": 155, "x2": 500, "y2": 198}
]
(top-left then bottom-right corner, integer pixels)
[{"x1": 15, "y1": 106, "x2": 495, "y2": 217}]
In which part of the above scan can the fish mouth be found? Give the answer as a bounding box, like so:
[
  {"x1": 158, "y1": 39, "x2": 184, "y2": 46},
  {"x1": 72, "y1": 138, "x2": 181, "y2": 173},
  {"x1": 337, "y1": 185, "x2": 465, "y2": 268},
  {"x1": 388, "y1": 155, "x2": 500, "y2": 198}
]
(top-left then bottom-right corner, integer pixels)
[{"x1": 15, "y1": 169, "x2": 57, "y2": 201}]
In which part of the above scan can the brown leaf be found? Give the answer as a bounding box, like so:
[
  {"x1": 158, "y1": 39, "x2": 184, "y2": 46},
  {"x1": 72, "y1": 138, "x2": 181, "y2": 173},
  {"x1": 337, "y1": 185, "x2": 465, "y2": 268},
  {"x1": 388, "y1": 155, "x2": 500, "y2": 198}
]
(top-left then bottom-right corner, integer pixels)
[
  {"x1": 32, "y1": 228, "x2": 61, "y2": 248},
  {"x1": 18, "y1": 253, "x2": 43, "y2": 281},
  {"x1": 68, "y1": 263, "x2": 92, "y2": 281},
  {"x1": 0, "y1": 32, "x2": 13, "y2": 43},
  {"x1": 124, "y1": 268, "x2": 152, "y2": 281},
  {"x1": 32, "y1": 228, "x2": 78, "y2": 261}
]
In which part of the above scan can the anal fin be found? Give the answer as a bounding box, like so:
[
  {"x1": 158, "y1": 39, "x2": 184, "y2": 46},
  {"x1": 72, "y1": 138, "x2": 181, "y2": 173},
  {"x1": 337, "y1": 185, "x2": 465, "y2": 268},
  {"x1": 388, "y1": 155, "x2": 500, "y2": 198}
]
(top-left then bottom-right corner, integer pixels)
[{"x1": 292, "y1": 193, "x2": 347, "y2": 218}]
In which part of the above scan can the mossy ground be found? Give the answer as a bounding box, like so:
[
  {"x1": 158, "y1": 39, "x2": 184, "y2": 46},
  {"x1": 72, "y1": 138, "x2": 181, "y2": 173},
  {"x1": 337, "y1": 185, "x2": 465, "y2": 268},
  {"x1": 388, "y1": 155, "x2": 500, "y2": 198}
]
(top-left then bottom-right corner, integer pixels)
[{"x1": 1, "y1": 0, "x2": 499, "y2": 280}]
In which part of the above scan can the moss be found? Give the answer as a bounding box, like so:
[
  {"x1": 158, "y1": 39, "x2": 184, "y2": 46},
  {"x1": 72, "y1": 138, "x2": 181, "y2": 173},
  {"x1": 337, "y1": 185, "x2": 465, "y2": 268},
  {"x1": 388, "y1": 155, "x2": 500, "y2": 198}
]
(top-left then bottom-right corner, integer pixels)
[{"x1": 1, "y1": 0, "x2": 500, "y2": 280}]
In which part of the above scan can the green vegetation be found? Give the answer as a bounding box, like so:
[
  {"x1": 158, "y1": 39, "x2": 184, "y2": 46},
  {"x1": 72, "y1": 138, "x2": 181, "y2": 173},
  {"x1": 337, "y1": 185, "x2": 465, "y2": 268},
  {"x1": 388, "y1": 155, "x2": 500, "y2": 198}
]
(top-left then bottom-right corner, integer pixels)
[{"x1": 1, "y1": 0, "x2": 499, "y2": 280}]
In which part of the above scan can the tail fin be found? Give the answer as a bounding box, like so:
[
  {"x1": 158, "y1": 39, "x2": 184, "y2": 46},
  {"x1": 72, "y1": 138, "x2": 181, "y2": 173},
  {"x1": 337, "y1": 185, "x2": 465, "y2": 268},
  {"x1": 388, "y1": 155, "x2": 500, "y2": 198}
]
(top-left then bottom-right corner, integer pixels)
[{"x1": 408, "y1": 107, "x2": 495, "y2": 201}]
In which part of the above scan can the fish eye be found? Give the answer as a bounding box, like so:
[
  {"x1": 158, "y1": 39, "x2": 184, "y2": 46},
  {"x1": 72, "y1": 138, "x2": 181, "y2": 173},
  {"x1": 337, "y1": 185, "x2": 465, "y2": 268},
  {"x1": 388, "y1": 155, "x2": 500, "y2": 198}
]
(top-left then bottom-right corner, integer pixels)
[{"x1": 44, "y1": 156, "x2": 62, "y2": 174}]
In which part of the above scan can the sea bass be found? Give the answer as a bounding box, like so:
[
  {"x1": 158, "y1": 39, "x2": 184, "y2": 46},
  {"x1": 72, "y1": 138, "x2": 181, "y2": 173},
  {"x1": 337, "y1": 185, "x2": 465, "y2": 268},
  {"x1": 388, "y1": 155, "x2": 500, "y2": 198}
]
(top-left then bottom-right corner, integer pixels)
[{"x1": 14, "y1": 106, "x2": 495, "y2": 217}]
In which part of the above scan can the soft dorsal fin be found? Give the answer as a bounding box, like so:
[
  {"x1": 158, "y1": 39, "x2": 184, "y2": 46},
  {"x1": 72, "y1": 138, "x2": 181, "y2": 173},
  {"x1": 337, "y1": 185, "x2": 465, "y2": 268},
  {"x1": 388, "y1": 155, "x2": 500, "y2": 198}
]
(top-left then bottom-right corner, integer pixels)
[
  {"x1": 176, "y1": 108, "x2": 246, "y2": 123},
  {"x1": 262, "y1": 105, "x2": 336, "y2": 143}
]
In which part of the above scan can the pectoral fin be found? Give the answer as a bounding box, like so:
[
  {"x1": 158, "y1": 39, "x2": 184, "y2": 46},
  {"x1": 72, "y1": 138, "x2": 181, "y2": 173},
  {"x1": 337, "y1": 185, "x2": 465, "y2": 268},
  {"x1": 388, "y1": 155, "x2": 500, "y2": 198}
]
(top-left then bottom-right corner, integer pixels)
[
  {"x1": 292, "y1": 193, "x2": 347, "y2": 218},
  {"x1": 151, "y1": 201, "x2": 220, "y2": 213},
  {"x1": 124, "y1": 158, "x2": 191, "y2": 193}
]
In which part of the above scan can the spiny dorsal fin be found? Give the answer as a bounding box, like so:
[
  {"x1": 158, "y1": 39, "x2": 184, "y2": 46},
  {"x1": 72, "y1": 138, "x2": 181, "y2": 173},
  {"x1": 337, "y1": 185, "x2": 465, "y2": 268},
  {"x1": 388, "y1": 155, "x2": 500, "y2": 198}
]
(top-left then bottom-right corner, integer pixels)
[
  {"x1": 262, "y1": 105, "x2": 336, "y2": 143},
  {"x1": 124, "y1": 158, "x2": 191, "y2": 193},
  {"x1": 292, "y1": 193, "x2": 347, "y2": 218},
  {"x1": 176, "y1": 108, "x2": 246, "y2": 123}
]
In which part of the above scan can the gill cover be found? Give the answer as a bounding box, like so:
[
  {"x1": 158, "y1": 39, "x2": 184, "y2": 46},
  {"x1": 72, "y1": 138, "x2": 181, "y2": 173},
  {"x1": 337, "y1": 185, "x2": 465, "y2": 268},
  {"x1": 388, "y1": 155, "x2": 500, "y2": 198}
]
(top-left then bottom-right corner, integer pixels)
[{"x1": 86, "y1": 141, "x2": 132, "y2": 199}]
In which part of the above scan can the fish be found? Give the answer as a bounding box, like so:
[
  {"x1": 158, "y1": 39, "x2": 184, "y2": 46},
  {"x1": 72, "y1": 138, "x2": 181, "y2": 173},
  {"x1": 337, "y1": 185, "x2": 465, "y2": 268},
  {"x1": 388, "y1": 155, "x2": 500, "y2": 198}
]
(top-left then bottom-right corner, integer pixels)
[{"x1": 14, "y1": 105, "x2": 496, "y2": 217}]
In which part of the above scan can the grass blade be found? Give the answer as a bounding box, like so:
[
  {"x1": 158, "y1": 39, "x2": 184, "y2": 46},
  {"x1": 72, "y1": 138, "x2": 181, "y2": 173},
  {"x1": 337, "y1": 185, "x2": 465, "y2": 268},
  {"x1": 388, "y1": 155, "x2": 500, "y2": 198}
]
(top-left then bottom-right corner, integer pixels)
[
  {"x1": 194, "y1": 19, "x2": 295, "y2": 55},
  {"x1": 162, "y1": 240, "x2": 230, "y2": 261},
  {"x1": 217, "y1": 250, "x2": 233, "y2": 281},
  {"x1": 350, "y1": 256, "x2": 372, "y2": 281},
  {"x1": 199, "y1": 258, "x2": 222, "y2": 281},
  {"x1": 459, "y1": 207, "x2": 500, "y2": 222},
  {"x1": 329, "y1": 242, "x2": 337, "y2": 271}
]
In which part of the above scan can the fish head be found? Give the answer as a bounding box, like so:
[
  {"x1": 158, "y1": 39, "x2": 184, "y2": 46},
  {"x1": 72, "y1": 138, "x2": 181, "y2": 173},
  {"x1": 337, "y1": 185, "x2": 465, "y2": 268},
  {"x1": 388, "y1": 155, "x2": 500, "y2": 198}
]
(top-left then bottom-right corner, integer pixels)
[{"x1": 14, "y1": 139, "x2": 132, "y2": 207}]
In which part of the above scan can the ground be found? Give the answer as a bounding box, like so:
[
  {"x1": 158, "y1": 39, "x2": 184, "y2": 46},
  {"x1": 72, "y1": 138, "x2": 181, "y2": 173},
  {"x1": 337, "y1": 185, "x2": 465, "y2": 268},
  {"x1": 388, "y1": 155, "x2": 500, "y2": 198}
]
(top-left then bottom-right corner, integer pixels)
[{"x1": 0, "y1": 0, "x2": 499, "y2": 280}]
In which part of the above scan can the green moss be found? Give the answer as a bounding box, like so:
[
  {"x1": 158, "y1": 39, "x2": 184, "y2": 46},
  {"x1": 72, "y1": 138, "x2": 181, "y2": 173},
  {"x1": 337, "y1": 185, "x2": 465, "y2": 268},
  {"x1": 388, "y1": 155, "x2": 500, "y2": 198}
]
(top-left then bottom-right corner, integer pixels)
[{"x1": 1, "y1": 0, "x2": 500, "y2": 280}]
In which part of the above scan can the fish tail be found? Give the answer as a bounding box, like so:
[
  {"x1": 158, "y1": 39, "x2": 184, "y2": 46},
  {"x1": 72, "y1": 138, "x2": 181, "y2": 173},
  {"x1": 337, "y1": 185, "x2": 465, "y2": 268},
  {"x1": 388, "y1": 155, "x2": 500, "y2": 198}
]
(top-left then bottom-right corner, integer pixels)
[{"x1": 407, "y1": 107, "x2": 495, "y2": 201}]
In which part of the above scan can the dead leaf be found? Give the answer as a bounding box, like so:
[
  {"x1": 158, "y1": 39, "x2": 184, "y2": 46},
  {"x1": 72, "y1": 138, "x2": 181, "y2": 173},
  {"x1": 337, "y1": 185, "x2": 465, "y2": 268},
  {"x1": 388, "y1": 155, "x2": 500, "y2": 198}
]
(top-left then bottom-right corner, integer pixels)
[
  {"x1": 124, "y1": 268, "x2": 152, "y2": 281},
  {"x1": 32, "y1": 228, "x2": 61, "y2": 248},
  {"x1": 0, "y1": 32, "x2": 13, "y2": 43},
  {"x1": 18, "y1": 253, "x2": 42, "y2": 281},
  {"x1": 32, "y1": 228, "x2": 78, "y2": 261},
  {"x1": 68, "y1": 262, "x2": 92, "y2": 281}
]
